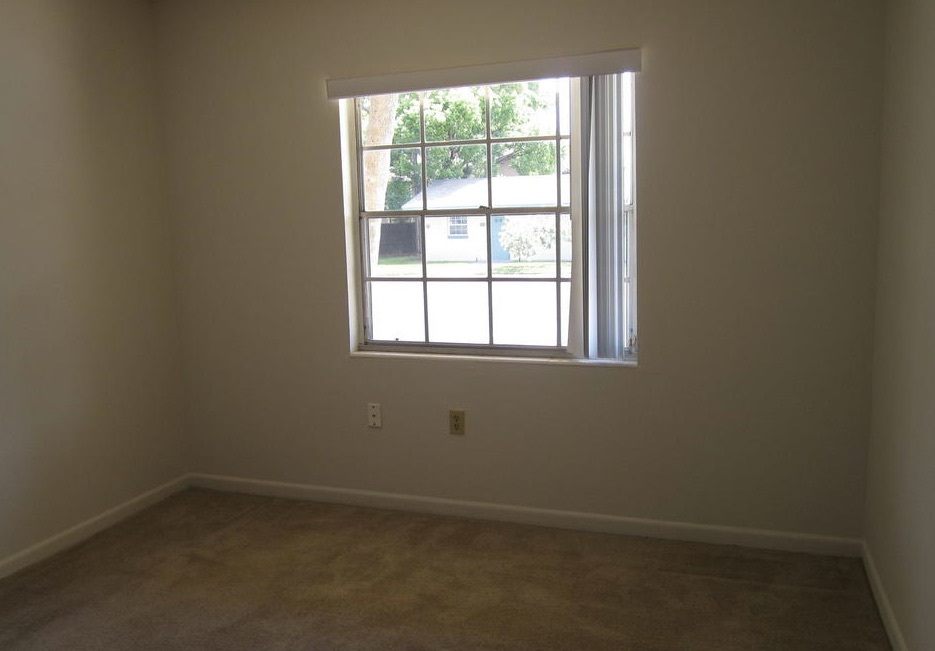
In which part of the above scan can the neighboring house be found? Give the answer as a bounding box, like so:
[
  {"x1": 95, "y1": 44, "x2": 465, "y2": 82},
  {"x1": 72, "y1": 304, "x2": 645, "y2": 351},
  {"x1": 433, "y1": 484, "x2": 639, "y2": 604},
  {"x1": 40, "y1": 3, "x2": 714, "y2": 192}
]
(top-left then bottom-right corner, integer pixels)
[{"x1": 386, "y1": 174, "x2": 571, "y2": 263}]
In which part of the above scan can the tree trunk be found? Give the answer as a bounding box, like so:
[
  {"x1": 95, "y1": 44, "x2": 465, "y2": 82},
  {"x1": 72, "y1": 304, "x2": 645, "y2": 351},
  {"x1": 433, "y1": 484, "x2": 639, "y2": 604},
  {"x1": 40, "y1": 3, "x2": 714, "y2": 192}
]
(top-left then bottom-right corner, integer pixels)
[{"x1": 362, "y1": 94, "x2": 398, "y2": 270}]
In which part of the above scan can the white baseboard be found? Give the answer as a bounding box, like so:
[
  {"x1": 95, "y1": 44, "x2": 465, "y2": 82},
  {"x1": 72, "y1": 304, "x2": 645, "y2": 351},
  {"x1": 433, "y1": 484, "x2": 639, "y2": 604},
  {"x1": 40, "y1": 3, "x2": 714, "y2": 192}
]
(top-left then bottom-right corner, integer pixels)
[
  {"x1": 863, "y1": 542, "x2": 909, "y2": 651},
  {"x1": 0, "y1": 472, "x2": 865, "y2": 585},
  {"x1": 190, "y1": 473, "x2": 862, "y2": 557},
  {"x1": 0, "y1": 475, "x2": 190, "y2": 580}
]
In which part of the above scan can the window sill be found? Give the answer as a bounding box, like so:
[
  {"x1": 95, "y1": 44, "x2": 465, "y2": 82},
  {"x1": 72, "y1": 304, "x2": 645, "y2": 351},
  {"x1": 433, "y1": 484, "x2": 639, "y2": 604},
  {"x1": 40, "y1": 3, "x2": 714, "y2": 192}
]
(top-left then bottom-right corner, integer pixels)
[{"x1": 349, "y1": 349, "x2": 637, "y2": 368}]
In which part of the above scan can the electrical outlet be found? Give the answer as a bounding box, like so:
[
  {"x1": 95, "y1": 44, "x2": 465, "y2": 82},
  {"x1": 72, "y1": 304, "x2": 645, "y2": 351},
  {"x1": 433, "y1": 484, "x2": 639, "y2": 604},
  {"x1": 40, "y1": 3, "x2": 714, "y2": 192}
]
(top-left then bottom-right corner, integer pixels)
[
  {"x1": 449, "y1": 409, "x2": 465, "y2": 435},
  {"x1": 367, "y1": 403, "x2": 382, "y2": 428}
]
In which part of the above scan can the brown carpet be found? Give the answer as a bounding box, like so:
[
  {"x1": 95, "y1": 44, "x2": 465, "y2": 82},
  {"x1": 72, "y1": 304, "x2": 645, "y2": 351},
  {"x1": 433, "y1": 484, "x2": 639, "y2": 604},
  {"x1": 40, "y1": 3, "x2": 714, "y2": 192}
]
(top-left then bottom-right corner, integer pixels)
[{"x1": 0, "y1": 489, "x2": 890, "y2": 650}]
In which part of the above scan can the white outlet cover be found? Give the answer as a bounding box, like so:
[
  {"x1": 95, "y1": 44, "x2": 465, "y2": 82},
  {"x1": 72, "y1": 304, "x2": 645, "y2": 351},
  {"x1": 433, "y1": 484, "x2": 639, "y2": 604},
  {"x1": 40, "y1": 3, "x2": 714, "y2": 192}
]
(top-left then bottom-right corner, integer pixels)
[{"x1": 367, "y1": 403, "x2": 382, "y2": 428}]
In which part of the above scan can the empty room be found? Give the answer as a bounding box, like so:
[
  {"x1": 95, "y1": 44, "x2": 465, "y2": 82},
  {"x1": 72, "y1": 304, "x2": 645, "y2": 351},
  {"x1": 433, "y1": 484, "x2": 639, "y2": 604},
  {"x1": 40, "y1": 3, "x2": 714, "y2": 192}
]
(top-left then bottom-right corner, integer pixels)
[{"x1": 0, "y1": 0, "x2": 931, "y2": 649}]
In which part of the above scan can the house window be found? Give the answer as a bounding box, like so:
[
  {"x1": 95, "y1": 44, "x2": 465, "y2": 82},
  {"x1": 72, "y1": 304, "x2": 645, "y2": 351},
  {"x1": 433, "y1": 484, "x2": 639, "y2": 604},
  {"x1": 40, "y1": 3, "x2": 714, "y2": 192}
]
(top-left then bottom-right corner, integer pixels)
[
  {"x1": 333, "y1": 50, "x2": 639, "y2": 360},
  {"x1": 447, "y1": 216, "x2": 468, "y2": 239}
]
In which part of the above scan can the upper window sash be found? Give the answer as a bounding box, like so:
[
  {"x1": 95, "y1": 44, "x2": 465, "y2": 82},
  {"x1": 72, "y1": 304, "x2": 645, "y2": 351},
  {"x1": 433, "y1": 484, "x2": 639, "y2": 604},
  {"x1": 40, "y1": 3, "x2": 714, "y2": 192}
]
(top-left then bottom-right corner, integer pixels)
[{"x1": 326, "y1": 49, "x2": 641, "y2": 99}]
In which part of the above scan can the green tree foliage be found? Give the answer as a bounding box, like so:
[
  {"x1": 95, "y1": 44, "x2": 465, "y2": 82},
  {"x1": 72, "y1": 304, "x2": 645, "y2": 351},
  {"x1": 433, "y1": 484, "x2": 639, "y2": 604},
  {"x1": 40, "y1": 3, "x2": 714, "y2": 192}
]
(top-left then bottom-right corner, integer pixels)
[
  {"x1": 497, "y1": 215, "x2": 571, "y2": 262},
  {"x1": 498, "y1": 217, "x2": 553, "y2": 262},
  {"x1": 377, "y1": 83, "x2": 559, "y2": 210}
]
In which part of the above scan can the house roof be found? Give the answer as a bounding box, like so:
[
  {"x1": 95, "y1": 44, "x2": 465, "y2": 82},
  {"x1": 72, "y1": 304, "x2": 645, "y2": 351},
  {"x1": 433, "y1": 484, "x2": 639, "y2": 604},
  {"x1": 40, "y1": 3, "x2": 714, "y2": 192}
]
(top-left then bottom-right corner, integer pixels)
[{"x1": 401, "y1": 174, "x2": 570, "y2": 211}]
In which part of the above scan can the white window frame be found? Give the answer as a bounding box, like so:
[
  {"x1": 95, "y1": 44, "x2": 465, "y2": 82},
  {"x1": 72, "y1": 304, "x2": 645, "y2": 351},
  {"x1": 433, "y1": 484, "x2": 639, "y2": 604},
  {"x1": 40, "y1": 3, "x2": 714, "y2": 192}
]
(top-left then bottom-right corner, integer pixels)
[{"x1": 334, "y1": 51, "x2": 639, "y2": 362}]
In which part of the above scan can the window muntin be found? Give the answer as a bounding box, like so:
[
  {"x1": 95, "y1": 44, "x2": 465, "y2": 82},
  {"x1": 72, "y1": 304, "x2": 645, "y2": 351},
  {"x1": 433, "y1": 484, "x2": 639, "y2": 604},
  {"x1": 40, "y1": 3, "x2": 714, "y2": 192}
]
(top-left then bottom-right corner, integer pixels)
[{"x1": 348, "y1": 73, "x2": 636, "y2": 360}]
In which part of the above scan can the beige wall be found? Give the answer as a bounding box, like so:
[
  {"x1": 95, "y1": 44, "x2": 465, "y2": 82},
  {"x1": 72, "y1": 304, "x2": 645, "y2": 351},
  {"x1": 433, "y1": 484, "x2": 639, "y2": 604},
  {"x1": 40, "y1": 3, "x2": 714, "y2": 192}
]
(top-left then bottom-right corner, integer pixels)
[
  {"x1": 155, "y1": 0, "x2": 885, "y2": 538},
  {"x1": 865, "y1": 0, "x2": 935, "y2": 648},
  {"x1": 0, "y1": 0, "x2": 186, "y2": 560}
]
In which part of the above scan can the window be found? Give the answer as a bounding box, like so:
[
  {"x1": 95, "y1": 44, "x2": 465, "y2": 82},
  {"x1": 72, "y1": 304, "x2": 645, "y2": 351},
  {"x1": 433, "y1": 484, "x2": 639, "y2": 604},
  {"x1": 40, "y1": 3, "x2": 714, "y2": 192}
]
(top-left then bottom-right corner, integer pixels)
[
  {"x1": 332, "y1": 50, "x2": 639, "y2": 361},
  {"x1": 447, "y1": 216, "x2": 468, "y2": 239}
]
